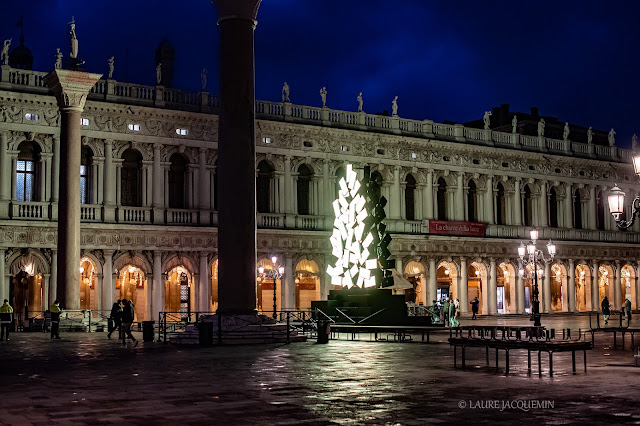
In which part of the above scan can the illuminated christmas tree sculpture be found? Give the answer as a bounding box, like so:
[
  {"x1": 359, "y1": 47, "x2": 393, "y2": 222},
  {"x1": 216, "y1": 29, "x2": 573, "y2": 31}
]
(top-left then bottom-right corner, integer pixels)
[{"x1": 326, "y1": 164, "x2": 395, "y2": 289}]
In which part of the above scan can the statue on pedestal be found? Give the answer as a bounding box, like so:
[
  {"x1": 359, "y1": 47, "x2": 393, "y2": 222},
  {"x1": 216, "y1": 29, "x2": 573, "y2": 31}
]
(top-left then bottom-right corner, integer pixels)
[
  {"x1": 537, "y1": 118, "x2": 545, "y2": 137},
  {"x1": 320, "y1": 86, "x2": 327, "y2": 107},
  {"x1": 54, "y1": 48, "x2": 63, "y2": 70},
  {"x1": 108, "y1": 57, "x2": 114, "y2": 79},
  {"x1": 1, "y1": 39, "x2": 11, "y2": 65},
  {"x1": 156, "y1": 63, "x2": 162, "y2": 85},
  {"x1": 201, "y1": 68, "x2": 207, "y2": 91},
  {"x1": 357, "y1": 92, "x2": 363, "y2": 112},
  {"x1": 483, "y1": 111, "x2": 492, "y2": 130},
  {"x1": 563, "y1": 122, "x2": 570, "y2": 142},
  {"x1": 587, "y1": 127, "x2": 593, "y2": 145},
  {"x1": 511, "y1": 115, "x2": 517, "y2": 133},
  {"x1": 69, "y1": 18, "x2": 78, "y2": 59},
  {"x1": 608, "y1": 128, "x2": 616, "y2": 146},
  {"x1": 282, "y1": 82, "x2": 290, "y2": 102},
  {"x1": 633, "y1": 134, "x2": 638, "y2": 150},
  {"x1": 392, "y1": 96, "x2": 398, "y2": 116}
]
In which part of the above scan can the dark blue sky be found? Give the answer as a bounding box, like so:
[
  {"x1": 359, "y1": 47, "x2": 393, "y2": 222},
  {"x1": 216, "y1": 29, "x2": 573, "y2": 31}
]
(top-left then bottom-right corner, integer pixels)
[{"x1": 2, "y1": 1, "x2": 639, "y2": 147}]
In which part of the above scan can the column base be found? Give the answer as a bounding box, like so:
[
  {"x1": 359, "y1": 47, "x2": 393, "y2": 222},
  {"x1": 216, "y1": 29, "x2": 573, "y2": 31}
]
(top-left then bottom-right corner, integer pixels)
[
  {"x1": 0, "y1": 200, "x2": 8, "y2": 219},
  {"x1": 103, "y1": 205, "x2": 116, "y2": 222}
]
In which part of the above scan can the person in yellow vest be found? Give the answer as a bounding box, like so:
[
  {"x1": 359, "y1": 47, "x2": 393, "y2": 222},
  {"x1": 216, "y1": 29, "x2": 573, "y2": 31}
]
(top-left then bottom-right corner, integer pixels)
[
  {"x1": 50, "y1": 300, "x2": 62, "y2": 339},
  {"x1": 0, "y1": 299, "x2": 13, "y2": 341}
]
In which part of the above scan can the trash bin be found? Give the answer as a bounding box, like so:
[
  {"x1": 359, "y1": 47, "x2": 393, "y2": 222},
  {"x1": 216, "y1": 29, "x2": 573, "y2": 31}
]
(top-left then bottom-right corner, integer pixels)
[
  {"x1": 199, "y1": 321, "x2": 213, "y2": 346},
  {"x1": 142, "y1": 320, "x2": 155, "y2": 342},
  {"x1": 317, "y1": 320, "x2": 330, "y2": 344}
]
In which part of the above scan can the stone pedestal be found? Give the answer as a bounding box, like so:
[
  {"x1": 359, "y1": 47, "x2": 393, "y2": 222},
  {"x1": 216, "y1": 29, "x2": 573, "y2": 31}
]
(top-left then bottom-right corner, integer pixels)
[
  {"x1": 44, "y1": 69, "x2": 101, "y2": 309},
  {"x1": 214, "y1": 0, "x2": 262, "y2": 315}
]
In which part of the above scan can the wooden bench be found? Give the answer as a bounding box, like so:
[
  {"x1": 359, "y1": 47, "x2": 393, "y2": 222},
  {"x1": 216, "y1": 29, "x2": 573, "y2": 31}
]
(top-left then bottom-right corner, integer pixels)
[
  {"x1": 589, "y1": 328, "x2": 640, "y2": 349},
  {"x1": 449, "y1": 337, "x2": 593, "y2": 377},
  {"x1": 330, "y1": 324, "x2": 443, "y2": 343}
]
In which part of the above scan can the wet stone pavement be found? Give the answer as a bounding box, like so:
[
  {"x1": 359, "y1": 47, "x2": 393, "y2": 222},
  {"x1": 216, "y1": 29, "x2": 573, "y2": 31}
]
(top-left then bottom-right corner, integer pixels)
[{"x1": 1, "y1": 315, "x2": 640, "y2": 424}]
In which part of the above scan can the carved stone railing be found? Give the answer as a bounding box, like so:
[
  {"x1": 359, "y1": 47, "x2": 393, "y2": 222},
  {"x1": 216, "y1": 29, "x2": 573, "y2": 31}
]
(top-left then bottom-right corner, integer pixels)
[
  {"x1": 166, "y1": 208, "x2": 197, "y2": 225},
  {"x1": 0, "y1": 64, "x2": 633, "y2": 163},
  {"x1": 117, "y1": 206, "x2": 152, "y2": 224},
  {"x1": 257, "y1": 213, "x2": 285, "y2": 229},
  {"x1": 80, "y1": 204, "x2": 101, "y2": 222},
  {"x1": 10, "y1": 201, "x2": 49, "y2": 220},
  {"x1": 295, "y1": 215, "x2": 324, "y2": 230}
]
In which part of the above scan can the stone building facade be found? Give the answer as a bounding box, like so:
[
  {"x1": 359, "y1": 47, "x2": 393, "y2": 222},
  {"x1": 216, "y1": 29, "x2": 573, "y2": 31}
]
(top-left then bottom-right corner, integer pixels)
[{"x1": 1, "y1": 63, "x2": 639, "y2": 320}]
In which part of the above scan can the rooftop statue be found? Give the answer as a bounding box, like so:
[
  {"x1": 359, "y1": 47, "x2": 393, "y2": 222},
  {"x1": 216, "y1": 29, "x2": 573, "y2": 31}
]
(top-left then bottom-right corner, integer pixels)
[
  {"x1": 563, "y1": 122, "x2": 569, "y2": 142},
  {"x1": 511, "y1": 115, "x2": 517, "y2": 134},
  {"x1": 282, "y1": 82, "x2": 290, "y2": 102},
  {"x1": 608, "y1": 128, "x2": 616, "y2": 147},
  {"x1": 69, "y1": 18, "x2": 78, "y2": 59},
  {"x1": 54, "y1": 48, "x2": 63, "y2": 70},
  {"x1": 156, "y1": 63, "x2": 162, "y2": 85},
  {"x1": 1, "y1": 39, "x2": 11, "y2": 65},
  {"x1": 357, "y1": 92, "x2": 363, "y2": 112},
  {"x1": 587, "y1": 127, "x2": 593, "y2": 144},
  {"x1": 537, "y1": 118, "x2": 545, "y2": 137},
  {"x1": 320, "y1": 86, "x2": 327, "y2": 107},
  {"x1": 483, "y1": 111, "x2": 492, "y2": 130},
  {"x1": 201, "y1": 68, "x2": 207, "y2": 91},
  {"x1": 392, "y1": 96, "x2": 398, "y2": 116},
  {"x1": 108, "y1": 57, "x2": 114, "y2": 79}
]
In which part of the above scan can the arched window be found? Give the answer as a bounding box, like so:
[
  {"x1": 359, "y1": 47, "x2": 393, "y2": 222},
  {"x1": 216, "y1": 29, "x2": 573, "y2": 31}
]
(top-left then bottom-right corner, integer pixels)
[
  {"x1": 334, "y1": 167, "x2": 345, "y2": 201},
  {"x1": 15, "y1": 141, "x2": 41, "y2": 202},
  {"x1": 523, "y1": 185, "x2": 532, "y2": 226},
  {"x1": 80, "y1": 146, "x2": 93, "y2": 205},
  {"x1": 574, "y1": 189, "x2": 582, "y2": 229},
  {"x1": 121, "y1": 149, "x2": 142, "y2": 207},
  {"x1": 549, "y1": 187, "x2": 558, "y2": 227},
  {"x1": 257, "y1": 160, "x2": 274, "y2": 213},
  {"x1": 405, "y1": 174, "x2": 416, "y2": 220},
  {"x1": 168, "y1": 153, "x2": 188, "y2": 209},
  {"x1": 370, "y1": 171, "x2": 383, "y2": 204},
  {"x1": 596, "y1": 190, "x2": 605, "y2": 230},
  {"x1": 437, "y1": 177, "x2": 447, "y2": 220},
  {"x1": 496, "y1": 183, "x2": 506, "y2": 225},
  {"x1": 297, "y1": 164, "x2": 312, "y2": 215},
  {"x1": 467, "y1": 180, "x2": 477, "y2": 222}
]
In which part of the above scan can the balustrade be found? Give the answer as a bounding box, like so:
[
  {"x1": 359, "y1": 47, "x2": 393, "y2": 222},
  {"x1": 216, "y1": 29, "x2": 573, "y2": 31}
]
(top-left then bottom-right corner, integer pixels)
[
  {"x1": 11, "y1": 202, "x2": 49, "y2": 220},
  {"x1": 117, "y1": 206, "x2": 151, "y2": 224}
]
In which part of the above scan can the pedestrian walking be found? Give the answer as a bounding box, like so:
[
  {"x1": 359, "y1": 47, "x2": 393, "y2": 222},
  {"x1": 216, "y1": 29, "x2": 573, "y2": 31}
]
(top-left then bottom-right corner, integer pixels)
[
  {"x1": 50, "y1": 300, "x2": 62, "y2": 339},
  {"x1": 625, "y1": 297, "x2": 632, "y2": 323},
  {"x1": 449, "y1": 297, "x2": 459, "y2": 327},
  {"x1": 601, "y1": 296, "x2": 610, "y2": 325},
  {"x1": 0, "y1": 299, "x2": 13, "y2": 341},
  {"x1": 107, "y1": 300, "x2": 123, "y2": 340},
  {"x1": 442, "y1": 298, "x2": 450, "y2": 327},
  {"x1": 470, "y1": 297, "x2": 479, "y2": 320},
  {"x1": 121, "y1": 299, "x2": 138, "y2": 347}
]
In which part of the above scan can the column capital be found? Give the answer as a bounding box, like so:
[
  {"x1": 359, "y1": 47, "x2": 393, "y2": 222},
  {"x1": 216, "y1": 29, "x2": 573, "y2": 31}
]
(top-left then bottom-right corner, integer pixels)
[
  {"x1": 214, "y1": 0, "x2": 262, "y2": 23},
  {"x1": 43, "y1": 69, "x2": 102, "y2": 111}
]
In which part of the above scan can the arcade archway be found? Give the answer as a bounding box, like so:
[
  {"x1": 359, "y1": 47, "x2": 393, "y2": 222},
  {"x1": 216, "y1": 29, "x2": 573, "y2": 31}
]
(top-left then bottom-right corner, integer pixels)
[
  {"x1": 295, "y1": 259, "x2": 321, "y2": 309},
  {"x1": 165, "y1": 266, "x2": 194, "y2": 320},
  {"x1": 575, "y1": 264, "x2": 591, "y2": 312},
  {"x1": 404, "y1": 261, "x2": 426, "y2": 305},
  {"x1": 115, "y1": 266, "x2": 147, "y2": 322},
  {"x1": 79, "y1": 257, "x2": 98, "y2": 311}
]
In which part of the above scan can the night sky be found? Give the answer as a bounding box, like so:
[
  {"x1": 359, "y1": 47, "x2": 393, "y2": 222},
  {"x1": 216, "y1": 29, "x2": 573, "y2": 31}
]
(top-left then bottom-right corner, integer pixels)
[{"x1": 2, "y1": 1, "x2": 639, "y2": 147}]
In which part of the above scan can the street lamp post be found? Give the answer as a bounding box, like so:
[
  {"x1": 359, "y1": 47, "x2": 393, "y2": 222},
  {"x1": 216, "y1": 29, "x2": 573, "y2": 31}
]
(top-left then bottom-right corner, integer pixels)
[
  {"x1": 608, "y1": 153, "x2": 640, "y2": 228},
  {"x1": 518, "y1": 227, "x2": 556, "y2": 327},
  {"x1": 258, "y1": 256, "x2": 284, "y2": 320}
]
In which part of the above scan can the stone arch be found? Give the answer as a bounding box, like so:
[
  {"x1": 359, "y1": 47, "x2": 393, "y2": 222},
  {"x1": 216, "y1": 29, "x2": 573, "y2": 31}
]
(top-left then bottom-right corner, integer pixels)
[
  {"x1": 79, "y1": 250, "x2": 104, "y2": 276},
  {"x1": 403, "y1": 260, "x2": 426, "y2": 305},
  {"x1": 9, "y1": 136, "x2": 49, "y2": 153},
  {"x1": 79, "y1": 256, "x2": 99, "y2": 310},
  {"x1": 550, "y1": 263, "x2": 567, "y2": 312},
  {"x1": 294, "y1": 258, "x2": 321, "y2": 309},
  {"x1": 622, "y1": 264, "x2": 636, "y2": 310},
  {"x1": 163, "y1": 253, "x2": 197, "y2": 276},
  {"x1": 436, "y1": 260, "x2": 458, "y2": 302},
  {"x1": 498, "y1": 261, "x2": 516, "y2": 314},
  {"x1": 113, "y1": 252, "x2": 152, "y2": 276},
  {"x1": 598, "y1": 264, "x2": 615, "y2": 309},
  {"x1": 575, "y1": 263, "x2": 592, "y2": 312},
  {"x1": 256, "y1": 256, "x2": 284, "y2": 313},
  {"x1": 469, "y1": 261, "x2": 488, "y2": 315},
  {"x1": 7, "y1": 249, "x2": 49, "y2": 313},
  {"x1": 7, "y1": 249, "x2": 50, "y2": 276}
]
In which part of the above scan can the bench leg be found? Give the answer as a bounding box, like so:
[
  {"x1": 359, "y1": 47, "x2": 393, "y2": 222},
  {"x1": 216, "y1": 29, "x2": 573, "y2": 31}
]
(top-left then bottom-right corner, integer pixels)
[
  {"x1": 454, "y1": 345, "x2": 457, "y2": 368},
  {"x1": 495, "y1": 348, "x2": 499, "y2": 370},
  {"x1": 538, "y1": 351, "x2": 542, "y2": 377},
  {"x1": 614, "y1": 331, "x2": 617, "y2": 348},
  {"x1": 549, "y1": 352, "x2": 553, "y2": 377},
  {"x1": 584, "y1": 350, "x2": 587, "y2": 373},
  {"x1": 462, "y1": 346, "x2": 466, "y2": 369},
  {"x1": 486, "y1": 346, "x2": 489, "y2": 365},
  {"x1": 528, "y1": 350, "x2": 531, "y2": 375},
  {"x1": 572, "y1": 350, "x2": 576, "y2": 374},
  {"x1": 505, "y1": 349, "x2": 509, "y2": 375},
  {"x1": 622, "y1": 332, "x2": 625, "y2": 350},
  {"x1": 427, "y1": 331, "x2": 430, "y2": 343}
]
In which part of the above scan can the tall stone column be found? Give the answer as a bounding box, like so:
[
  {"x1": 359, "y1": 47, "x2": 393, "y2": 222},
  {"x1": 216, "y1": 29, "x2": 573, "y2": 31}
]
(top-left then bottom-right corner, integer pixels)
[
  {"x1": 199, "y1": 252, "x2": 210, "y2": 311},
  {"x1": 565, "y1": 183, "x2": 573, "y2": 228},
  {"x1": 0, "y1": 132, "x2": 10, "y2": 219},
  {"x1": 591, "y1": 260, "x2": 599, "y2": 312},
  {"x1": 588, "y1": 186, "x2": 597, "y2": 229},
  {"x1": 103, "y1": 139, "x2": 116, "y2": 222},
  {"x1": 102, "y1": 250, "x2": 114, "y2": 312},
  {"x1": 539, "y1": 181, "x2": 548, "y2": 227},
  {"x1": 322, "y1": 160, "x2": 330, "y2": 215},
  {"x1": 50, "y1": 250, "x2": 57, "y2": 306},
  {"x1": 424, "y1": 169, "x2": 433, "y2": 220},
  {"x1": 568, "y1": 259, "x2": 576, "y2": 312},
  {"x1": 152, "y1": 143, "x2": 164, "y2": 223},
  {"x1": 391, "y1": 166, "x2": 401, "y2": 219},
  {"x1": 516, "y1": 273, "x2": 525, "y2": 314},
  {"x1": 513, "y1": 178, "x2": 522, "y2": 226},
  {"x1": 0, "y1": 248, "x2": 5, "y2": 304},
  {"x1": 636, "y1": 261, "x2": 640, "y2": 310},
  {"x1": 543, "y1": 261, "x2": 551, "y2": 313},
  {"x1": 214, "y1": 0, "x2": 262, "y2": 314},
  {"x1": 428, "y1": 258, "x2": 437, "y2": 305},
  {"x1": 459, "y1": 257, "x2": 468, "y2": 313},
  {"x1": 152, "y1": 251, "x2": 163, "y2": 321},
  {"x1": 284, "y1": 156, "x2": 292, "y2": 213},
  {"x1": 456, "y1": 173, "x2": 464, "y2": 220},
  {"x1": 44, "y1": 70, "x2": 101, "y2": 309},
  {"x1": 485, "y1": 175, "x2": 494, "y2": 224},
  {"x1": 199, "y1": 147, "x2": 211, "y2": 225},
  {"x1": 489, "y1": 258, "x2": 497, "y2": 314},
  {"x1": 283, "y1": 256, "x2": 294, "y2": 310}
]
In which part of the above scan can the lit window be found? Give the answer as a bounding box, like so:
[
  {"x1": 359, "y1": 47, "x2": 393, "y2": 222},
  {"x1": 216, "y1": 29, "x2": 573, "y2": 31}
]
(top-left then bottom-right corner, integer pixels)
[
  {"x1": 128, "y1": 124, "x2": 141, "y2": 131},
  {"x1": 411, "y1": 152, "x2": 417, "y2": 159},
  {"x1": 176, "y1": 128, "x2": 188, "y2": 136},
  {"x1": 262, "y1": 137, "x2": 272, "y2": 144},
  {"x1": 80, "y1": 164, "x2": 87, "y2": 204},
  {"x1": 16, "y1": 160, "x2": 35, "y2": 201},
  {"x1": 25, "y1": 113, "x2": 39, "y2": 121},
  {"x1": 81, "y1": 118, "x2": 90, "y2": 126},
  {"x1": 341, "y1": 145, "x2": 349, "y2": 152}
]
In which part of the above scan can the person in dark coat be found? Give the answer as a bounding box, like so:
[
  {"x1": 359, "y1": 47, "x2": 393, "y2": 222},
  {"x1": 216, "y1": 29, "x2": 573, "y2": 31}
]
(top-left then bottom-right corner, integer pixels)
[
  {"x1": 470, "y1": 297, "x2": 480, "y2": 320},
  {"x1": 50, "y1": 300, "x2": 62, "y2": 339},
  {"x1": 107, "y1": 300, "x2": 122, "y2": 340},
  {"x1": 626, "y1": 298, "x2": 632, "y2": 323},
  {"x1": 601, "y1": 296, "x2": 610, "y2": 325},
  {"x1": 0, "y1": 299, "x2": 13, "y2": 341},
  {"x1": 121, "y1": 299, "x2": 138, "y2": 347}
]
